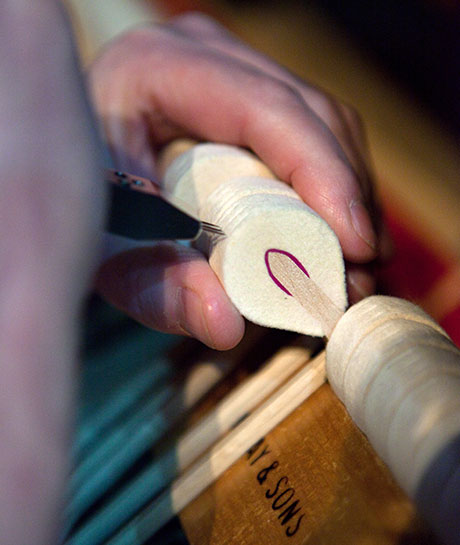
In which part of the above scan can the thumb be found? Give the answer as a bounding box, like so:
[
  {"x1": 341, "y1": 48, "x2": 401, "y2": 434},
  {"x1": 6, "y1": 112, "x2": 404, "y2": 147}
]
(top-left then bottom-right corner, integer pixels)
[{"x1": 95, "y1": 242, "x2": 245, "y2": 350}]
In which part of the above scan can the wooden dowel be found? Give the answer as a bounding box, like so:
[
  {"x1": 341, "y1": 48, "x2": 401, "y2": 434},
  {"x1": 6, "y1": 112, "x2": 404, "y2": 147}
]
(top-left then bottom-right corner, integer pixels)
[
  {"x1": 75, "y1": 355, "x2": 172, "y2": 459},
  {"x1": 64, "y1": 0, "x2": 161, "y2": 67},
  {"x1": 66, "y1": 452, "x2": 177, "y2": 545},
  {"x1": 175, "y1": 338, "x2": 318, "y2": 471},
  {"x1": 233, "y1": 250, "x2": 460, "y2": 545},
  {"x1": 66, "y1": 340, "x2": 316, "y2": 545},
  {"x1": 75, "y1": 327, "x2": 179, "y2": 459},
  {"x1": 104, "y1": 352, "x2": 327, "y2": 545},
  {"x1": 67, "y1": 357, "x2": 235, "y2": 528},
  {"x1": 67, "y1": 325, "x2": 267, "y2": 530},
  {"x1": 156, "y1": 138, "x2": 197, "y2": 179},
  {"x1": 98, "y1": 291, "x2": 459, "y2": 545},
  {"x1": 67, "y1": 386, "x2": 175, "y2": 527},
  {"x1": 266, "y1": 251, "x2": 344, "y2": 338}
]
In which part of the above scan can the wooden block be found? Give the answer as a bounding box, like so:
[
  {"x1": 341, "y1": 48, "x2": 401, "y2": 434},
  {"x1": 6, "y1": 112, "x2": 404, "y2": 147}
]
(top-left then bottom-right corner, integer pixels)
[{"x1": 180, "y1": 384, "x2": 433, "y2": 545}]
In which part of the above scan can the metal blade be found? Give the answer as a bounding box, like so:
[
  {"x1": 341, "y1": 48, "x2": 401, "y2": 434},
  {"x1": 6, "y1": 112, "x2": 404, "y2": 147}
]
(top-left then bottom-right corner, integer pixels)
[{"x1": 106, "y1": 170, "x2": 224, "y2": 240}]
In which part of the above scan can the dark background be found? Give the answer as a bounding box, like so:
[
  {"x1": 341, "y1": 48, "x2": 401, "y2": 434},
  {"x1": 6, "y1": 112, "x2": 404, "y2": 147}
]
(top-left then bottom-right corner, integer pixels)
[{"x1": 229, "y1": 0, "x2": 460, "y2": 139}]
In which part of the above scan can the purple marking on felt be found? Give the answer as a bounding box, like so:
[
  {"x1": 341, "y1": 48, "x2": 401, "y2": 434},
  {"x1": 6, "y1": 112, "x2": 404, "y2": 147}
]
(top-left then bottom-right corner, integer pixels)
[{"x1": 264, "y1": 249, "x2": 309, "y2": 296}]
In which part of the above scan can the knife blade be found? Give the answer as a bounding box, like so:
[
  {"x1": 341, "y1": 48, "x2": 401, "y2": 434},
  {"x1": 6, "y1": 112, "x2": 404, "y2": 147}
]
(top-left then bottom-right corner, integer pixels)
[{"x1": 106, "y1": 169, "x2": 224, "y2": 241}]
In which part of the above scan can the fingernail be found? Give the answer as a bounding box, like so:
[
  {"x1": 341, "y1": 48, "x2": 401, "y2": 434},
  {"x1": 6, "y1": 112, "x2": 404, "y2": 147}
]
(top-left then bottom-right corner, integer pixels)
[
  {"x1": 178, "y1": 287, "x2": 215, "y2": 348},
  {"x1": 349, "y1": 200, "x2": 377, "y2": 251}
]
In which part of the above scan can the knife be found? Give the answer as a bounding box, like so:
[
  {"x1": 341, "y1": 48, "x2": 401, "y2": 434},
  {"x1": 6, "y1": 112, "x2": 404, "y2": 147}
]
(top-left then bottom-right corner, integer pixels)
[{"x1": 106, "y1": 169, "x2": 224, "y2": 241}]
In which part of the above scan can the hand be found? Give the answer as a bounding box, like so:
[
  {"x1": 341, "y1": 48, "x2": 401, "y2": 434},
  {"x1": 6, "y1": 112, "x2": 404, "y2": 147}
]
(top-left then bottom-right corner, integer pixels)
[
  {"x1": 0, "y1": 1, "x2": 104, "y2": 543},
  {"x1": 90, "y1": 13, "x2": 382, "y2": 341}
]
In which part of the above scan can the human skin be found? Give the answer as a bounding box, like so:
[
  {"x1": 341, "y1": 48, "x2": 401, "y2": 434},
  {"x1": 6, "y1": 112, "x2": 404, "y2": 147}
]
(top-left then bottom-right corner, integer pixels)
[
  {"x1": 0, "y1": 1, "x2": 103, "y2": 544},
  {"x1": 0, "y1": 4, "x2": 381, "y2": 544},
  {"x1": 90, "y1": 13, "x2": 382, "y2": 350}
]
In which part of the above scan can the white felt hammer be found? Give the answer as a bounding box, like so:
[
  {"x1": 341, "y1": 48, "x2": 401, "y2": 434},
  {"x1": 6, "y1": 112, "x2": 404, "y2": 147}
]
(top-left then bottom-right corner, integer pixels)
[{"x1": 157, "y1": 140, "x2": 460, "y2": 545}]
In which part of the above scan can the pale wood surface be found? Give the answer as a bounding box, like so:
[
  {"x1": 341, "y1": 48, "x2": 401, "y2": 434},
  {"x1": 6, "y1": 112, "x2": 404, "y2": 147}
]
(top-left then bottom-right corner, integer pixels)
[
  {"x1": 327, "y1": 296, "x2": 460, "y2": 543},
  {"x1": 181, "y1": 383, "x2": 433, "y2": 545},
  {"x1": 175, "y1": 338, "x2": 317, "y2": 471},
  {"x1": 267, "y1": 251, "x2": 344, "y2": 339},
  {"x1": 67, "y1": 348, "x2": 239, "y2": 527},
  {"x1": 66, "y1": 325, "x2": 271, "y2": 545},
  {"x1": 104, "y1": 352, "x2": 327, "y2": 544},
  {"x1": 63, "y1": 0, "x2": 163, "y2": 66}
]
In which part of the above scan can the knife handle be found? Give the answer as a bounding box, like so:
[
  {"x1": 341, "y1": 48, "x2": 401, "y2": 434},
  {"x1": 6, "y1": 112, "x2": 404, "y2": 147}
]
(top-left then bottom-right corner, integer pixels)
[{"x1": 106, "y1": 169, "x2": 201, "y2": 240}]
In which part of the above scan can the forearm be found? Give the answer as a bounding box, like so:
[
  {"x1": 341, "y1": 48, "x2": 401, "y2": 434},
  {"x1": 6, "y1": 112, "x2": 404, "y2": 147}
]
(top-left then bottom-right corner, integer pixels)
[{"x1": 0, "y1": 2, "x2": 103, "y2": 543}]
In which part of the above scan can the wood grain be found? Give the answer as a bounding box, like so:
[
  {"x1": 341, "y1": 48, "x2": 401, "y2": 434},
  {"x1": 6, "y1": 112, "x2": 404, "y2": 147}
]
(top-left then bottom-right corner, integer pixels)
[
  {"x1": 326, "y1": 296, "x2": 460, "y2": 544},
  {"x1": 266, "y1": 250, "x2": 344, "y2": 338},
  {"x1": 103, "y1": 353, "x2": 327, "y2": 544},
  {"x1": 181, "y1": 384, "x2": 434, "y2": 545}
]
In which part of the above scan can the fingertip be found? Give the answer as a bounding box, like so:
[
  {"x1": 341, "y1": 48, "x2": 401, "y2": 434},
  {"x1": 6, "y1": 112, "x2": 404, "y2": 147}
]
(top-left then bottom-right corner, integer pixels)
[
  {"x1": 203, "y1": 293, "x2": 246, "y2": 350},
  {"x1": 349, "y1": 199, "x2": 378, "y2": 252},
  {"x1": 95, "y1": 244, "x2": 245, "y2": 350},
  {"x1": 291, "y1": 164, "x2": 378, "y2": 264},
  {"x1": 178, "y1": 286, "x2": 245, "y2": 350},
  {"x1": 319, "y1": 193, "x2": 378, "y2": 264}
]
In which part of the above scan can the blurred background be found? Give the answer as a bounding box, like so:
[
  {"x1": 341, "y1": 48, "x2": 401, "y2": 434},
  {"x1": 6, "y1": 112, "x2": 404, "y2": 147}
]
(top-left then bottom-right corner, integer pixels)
[{"x1": 227, "y1": 0, "x2": 460, "y2": 137}]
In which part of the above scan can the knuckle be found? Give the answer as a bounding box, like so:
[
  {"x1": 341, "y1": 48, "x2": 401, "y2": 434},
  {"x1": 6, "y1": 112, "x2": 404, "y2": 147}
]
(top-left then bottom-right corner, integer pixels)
[
  {"x1": 305, "y1": 91, "x2": 351, "y2": 138},
  {"x1": 115, "y1": 26, "x2": 162, "y2": 53},
  {"x1": 318, "y1": 95, "x2": 341, "y2": 122},
  {"x1": 251, "y1": 75, "x2": 303, "y2": 108},
  {"x1": 306, "y1": 89, "x2": 341, "y2": 121},
  {"x1": 341, "y1": 102, "x2": 364, "y2": 130},
  {"x1": 172, "y1": 12, "x2": 223, "y2": 35}
]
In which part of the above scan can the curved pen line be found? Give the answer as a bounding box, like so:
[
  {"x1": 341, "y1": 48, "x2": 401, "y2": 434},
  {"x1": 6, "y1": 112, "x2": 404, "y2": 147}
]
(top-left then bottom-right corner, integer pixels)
[{"x1": 264, "y1": 249, "x2": 310, "y2": 296}]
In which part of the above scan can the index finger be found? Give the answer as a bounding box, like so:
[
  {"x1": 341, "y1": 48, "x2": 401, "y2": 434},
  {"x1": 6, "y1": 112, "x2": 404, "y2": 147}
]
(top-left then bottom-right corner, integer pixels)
[{"x1": 93, "y1": 27, "x2": 377, "y2": 263}]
